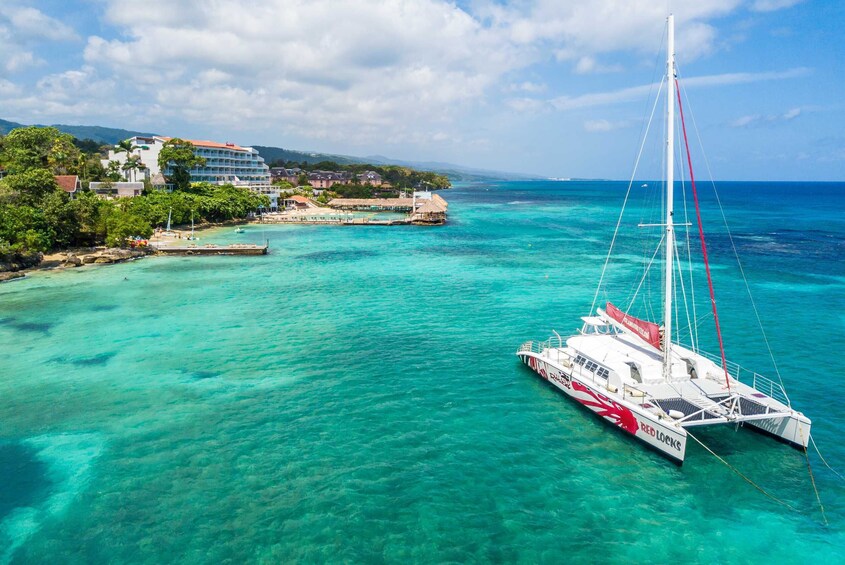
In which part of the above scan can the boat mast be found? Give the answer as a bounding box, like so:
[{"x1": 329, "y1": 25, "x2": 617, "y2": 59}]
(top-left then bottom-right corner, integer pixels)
[{"x1": 663, "y1": 14, "x2": 676, "y2": 380}]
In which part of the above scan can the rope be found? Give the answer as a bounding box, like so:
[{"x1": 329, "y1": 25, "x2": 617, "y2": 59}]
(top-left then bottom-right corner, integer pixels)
[
  {"x1": 687, "y1": 430, "x2": 801, "y2": 513},
  {"x1": 589, "y1": 75, "x2": 665, "y2": 316},
  {"x1": 810, "y1": 435, "x2": 845, "y2": 482},
  {"x1": 798, "y1": 427, "x2": 828, "y2": 525},
  {"x1": 675, "y1": 77, "x2": 788, "y2": 394},
  {"x1": 674, "y1": 79, "x2": 731, "y2": 391}
]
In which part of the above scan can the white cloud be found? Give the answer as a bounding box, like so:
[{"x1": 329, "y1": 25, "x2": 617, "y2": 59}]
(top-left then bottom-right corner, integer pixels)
[
  {"x1": 78, "y1": 0, "x2": 526, "y2": 145},
  {"x1": 505, "y1": 81, "x2": 546, "y2": 93},
  {"x1": 750, "y1": 0, "x2": 804, "y2": 12},
  {"x1": 729, "y1": 107, "x2": 802, "y2": 127},
  {"x1": 506, "y1": 68, "x2": 810, "y2": 113},
  {"x1": 0, "y1": 0, "x2": 806, "y2": 155},
  {"x1": 583, "y1": 119, "x2": 635, "y2": 132},
  {"x1": 497, "y1": 0, "x2": 742, "y2": 61},
  {"x1": 574, "y1": 56, "x2": 623, "y2": 75},
  {"x1": 0, "y1": 78, "x2": 21, "y2": 96},
  {"x1": 0, "y1": 4, "x2": 78, "y2": 73},
  {"x1": 0, "y1": 5, "x2": 78, "y2": 41}
]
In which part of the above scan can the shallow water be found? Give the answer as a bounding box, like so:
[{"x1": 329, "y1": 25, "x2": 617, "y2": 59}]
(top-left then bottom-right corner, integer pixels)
[{"x1": 1, "y1": 180, "x2": 844, "y2": 563}]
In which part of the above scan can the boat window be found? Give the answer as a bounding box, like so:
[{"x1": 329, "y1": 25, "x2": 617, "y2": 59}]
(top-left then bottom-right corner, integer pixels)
[
  {"x1": 596, "y1": 367, "x2": 610, "y2": 379},
  {"x1": 574, "y1": 355, "x2": 586, "y2": 366},
  {"x1": 585, "y1": 361, "x2": 598, "y2": 372}
]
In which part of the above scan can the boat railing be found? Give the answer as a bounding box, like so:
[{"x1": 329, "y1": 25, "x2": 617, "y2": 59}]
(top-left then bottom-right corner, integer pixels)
[
  {"x1": 517, "y1": 335, "x2": 565, "y2": 357},
  {"x1": 517, "y1": 340, "x2": 547, "y2": 355},
  {"x1": 688, "y1": 346, "x2": 791, "y2": 407},
  {"x1": 747, "y1": 372, "x2": 791, "y2": 407}
]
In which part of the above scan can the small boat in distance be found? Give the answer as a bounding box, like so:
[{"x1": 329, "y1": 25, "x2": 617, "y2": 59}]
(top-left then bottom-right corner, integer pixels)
[
  {"x1": 162, "y1": 207, "x2": 177, "y2": 237},
  {"x1": 516, "y1": 15, "x2": 810, "y2": 464},
  {"x1": 187, "y1": 211, "x2": 199, "y2": 241},
  {"x1": 234, "y1": 227, "x2": 245, "y2": 234}
]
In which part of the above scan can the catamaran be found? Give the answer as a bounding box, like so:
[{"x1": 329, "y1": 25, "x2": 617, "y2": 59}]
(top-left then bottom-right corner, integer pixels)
[{"x1": 516, "y1": 15, "x2": 810, "y2": 464}]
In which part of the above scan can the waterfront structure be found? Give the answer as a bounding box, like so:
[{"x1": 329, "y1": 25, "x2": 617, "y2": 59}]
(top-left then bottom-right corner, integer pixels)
[
  {"x1": 105, "y1": 136, "x2": 278, "y2": 209},
  {"x1": 282, "y1": 195, "x2": 318, "y2": 210}
]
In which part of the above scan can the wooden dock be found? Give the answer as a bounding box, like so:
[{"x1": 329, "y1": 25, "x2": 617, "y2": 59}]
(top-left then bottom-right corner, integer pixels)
[{"x1": 155, "y1": 243, "x2": 268, "y2": 255}]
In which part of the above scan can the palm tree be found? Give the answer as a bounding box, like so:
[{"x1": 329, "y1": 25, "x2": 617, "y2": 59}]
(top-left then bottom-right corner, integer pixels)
[{"x1": 113, "y1": 138, "x2": 140, "y2": 181}]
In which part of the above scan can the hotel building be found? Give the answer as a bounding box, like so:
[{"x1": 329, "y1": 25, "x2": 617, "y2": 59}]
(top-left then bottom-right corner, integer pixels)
[{"x1": 106, "y1": 136, "x2": 278, "y2": 209}]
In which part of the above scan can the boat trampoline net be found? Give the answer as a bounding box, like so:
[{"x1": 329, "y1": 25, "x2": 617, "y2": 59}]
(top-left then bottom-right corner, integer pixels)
[
  {"x1": 653, "y1": 398, "x2": 722, "y2": 422},
  {"x1": 737, "y1": 396, "x2": 770, "y2": 416}
]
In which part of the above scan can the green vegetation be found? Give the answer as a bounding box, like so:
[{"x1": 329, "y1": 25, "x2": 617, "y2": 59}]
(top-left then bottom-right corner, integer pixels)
[
  {"x1": 158, "y1": 138, "x2": 206, "y2": 191},
  {"x1": 0, "y1": 126, "x2": 267, "y2": 270},
  {"x1": 272, "y1": 159, "x2": 451, "y2": 199}
]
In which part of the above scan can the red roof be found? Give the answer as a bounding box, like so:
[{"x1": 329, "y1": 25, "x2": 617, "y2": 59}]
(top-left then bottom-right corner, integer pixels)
[
  {"x1": 54, "y1": 175, "x2": 80, "y2": 193},
  {"x1": 287, "y1": 195, "x2": 311, "y2": 203},
  {"x1": 159, "y1": 136, "x2": 246, "y2": 151}
]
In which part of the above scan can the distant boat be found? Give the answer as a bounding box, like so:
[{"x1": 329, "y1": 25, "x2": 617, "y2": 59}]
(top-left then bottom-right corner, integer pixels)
[
  {"x1": 187, "y1": 211, "x2": 199, "y2": 241},
  {"x1": 235, "y1": 227, "x2": 245, "y2": 234},
  {"x1": 162, "y1": 207, "x2": 176, "y2": 237},
  {"x1": 516, "y1": 15, "x2": 810, "y2": 464}
]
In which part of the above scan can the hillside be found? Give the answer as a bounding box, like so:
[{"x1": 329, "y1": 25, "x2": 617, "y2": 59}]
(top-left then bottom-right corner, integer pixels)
[
  {"x1": 253, "y1": 145, "x2": 540, "y2": 182},
  {"x1": 0, "y1": 118, "x2": 155, "y2": 145},
  {"x1": 0, "y1": 118, "x2": 540, "y2": 181}
]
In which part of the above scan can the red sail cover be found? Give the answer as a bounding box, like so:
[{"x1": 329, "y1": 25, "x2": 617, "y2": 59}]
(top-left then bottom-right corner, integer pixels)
[{"x1": 605, "y1": 302, "x2": 662, "y2": 351}]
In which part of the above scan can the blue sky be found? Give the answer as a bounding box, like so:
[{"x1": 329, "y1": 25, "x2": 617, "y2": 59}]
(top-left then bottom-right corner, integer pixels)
[{"x1": 0, "y1": 0, "x2": 842, "y2": 180}]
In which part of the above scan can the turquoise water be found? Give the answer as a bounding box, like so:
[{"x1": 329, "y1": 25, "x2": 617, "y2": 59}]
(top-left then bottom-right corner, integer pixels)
[{"x1": 1, "y1": 180, "x2": 844, "y2": 563}]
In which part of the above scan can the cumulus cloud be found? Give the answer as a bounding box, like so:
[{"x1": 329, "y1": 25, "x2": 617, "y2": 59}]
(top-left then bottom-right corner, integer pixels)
[
  {"x1": 0, "y1": 5, "x2": 78, "y2": 41},
  {"x1": 0, "y1": 3, "x2": 78, "y2": 73},
  {"x1": 79, "y1": 0, "x2": 524, "y2": 144},
  {"x1": 0, "y1": 0, "x2": 806, "y2": 153}
]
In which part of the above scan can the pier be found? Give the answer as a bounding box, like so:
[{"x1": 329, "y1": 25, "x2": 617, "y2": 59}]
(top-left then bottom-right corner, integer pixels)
[
  {"x1": 154, "y1": 243, "x2": 268, "y2": 255},
  {"x1": 259, "y1": 193, "x2": 448, "y2": 225}
]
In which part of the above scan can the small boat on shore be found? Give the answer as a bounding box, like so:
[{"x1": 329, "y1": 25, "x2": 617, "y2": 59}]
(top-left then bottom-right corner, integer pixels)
[{"x1": 516, "y1": 15, "x2": 810, "y2": 464}]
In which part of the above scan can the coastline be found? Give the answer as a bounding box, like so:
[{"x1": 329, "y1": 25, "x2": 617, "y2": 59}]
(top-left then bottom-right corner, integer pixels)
[{"x1": 0, "y1": 218, "x2": 255, "y2": 283}]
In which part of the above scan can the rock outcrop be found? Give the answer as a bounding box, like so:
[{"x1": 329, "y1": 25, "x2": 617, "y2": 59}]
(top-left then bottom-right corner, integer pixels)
[{"x1": 62, "y1": 248, "x2": 151, "y2": 268}]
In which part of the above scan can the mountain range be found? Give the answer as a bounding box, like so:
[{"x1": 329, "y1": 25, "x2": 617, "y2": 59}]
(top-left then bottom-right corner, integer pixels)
[{"x1": 0, "y1": 118, "x2": 539, "y2": 181}]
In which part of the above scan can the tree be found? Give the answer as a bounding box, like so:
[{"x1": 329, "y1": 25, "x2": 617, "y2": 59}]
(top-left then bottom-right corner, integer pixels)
[
  {"x1": 0, "y1": 126, "x2": 80, "y2": 174},
  {"x1": 42, "y1": 191, "x2": 81, "y2": 249},
  {"x1": 105, "y1": 209, "x2": 152, "y2": 247},
  {"x1": 47, "y1": 136, "x2": 82, "y2": 175},
  {"x1": 0, "y1": 203, "x2": 51, "y2": 252},
  {"x1": 106, "y1": 160, "x2": 123, "y2": 181},
  {"x1": 157, "y1": 138, "x2": 206, "y2": 191},
  {"x1": 113, "y1": 138, "x2": 140, "y2": 181},
  {"x1": 70, "y1": 191, "x2": 111, "y2": 245},
  {"x1": 0, "y1": 169, "x2": 60, "y2": 206}
]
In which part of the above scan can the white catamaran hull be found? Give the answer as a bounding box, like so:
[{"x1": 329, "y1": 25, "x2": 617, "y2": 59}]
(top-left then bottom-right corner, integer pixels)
[
  {"x1": 746, "y1": 414, "x2": 811, "y2": 450},
  {"x1": 519, "y1": 351, "x2": 688, "y2": 464}
]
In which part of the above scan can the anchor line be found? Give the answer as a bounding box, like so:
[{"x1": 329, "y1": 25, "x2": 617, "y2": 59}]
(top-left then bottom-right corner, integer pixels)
[
  {"x1": 798, "y1": 426, "x2": 828, "y2": 525},
  {"x1": 810, "y1": 434, "x2": 845, "y2": 482},
  {"x1": 687, "y1": 430, "x2": 801, "y2": 514}
]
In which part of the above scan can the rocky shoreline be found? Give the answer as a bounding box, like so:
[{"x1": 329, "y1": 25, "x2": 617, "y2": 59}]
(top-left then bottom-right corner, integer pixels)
[{"x1": 0, "y1": 247, "x2": 154, "y2": 282}]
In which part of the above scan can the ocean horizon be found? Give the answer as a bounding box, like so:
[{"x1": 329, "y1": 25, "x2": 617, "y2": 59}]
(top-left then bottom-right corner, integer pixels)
[{"x1": 2, "y1": 179, "x2": 844, "y2": 563}]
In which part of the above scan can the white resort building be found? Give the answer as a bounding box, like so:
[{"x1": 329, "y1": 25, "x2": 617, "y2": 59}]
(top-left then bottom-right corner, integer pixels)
[{"x1": 105, "y1": 136, "x2": 278, "y2": 209}]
